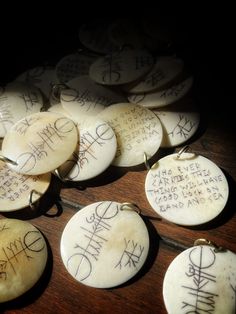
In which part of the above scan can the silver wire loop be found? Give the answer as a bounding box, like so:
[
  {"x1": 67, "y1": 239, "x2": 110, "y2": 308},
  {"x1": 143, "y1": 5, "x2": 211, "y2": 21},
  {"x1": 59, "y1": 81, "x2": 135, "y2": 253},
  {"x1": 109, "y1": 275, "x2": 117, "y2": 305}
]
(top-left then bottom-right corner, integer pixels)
[
  {"x1": 194, "y1": 238, "x2": 226, "y2": 253},
  {"x1": 54, "y1": 168, "x2": 69, "y2": 182},
  {"x1": 120, "y1": 202, "x2": 141, "y2": 214},
  {"x1": 176, "y1": 145, "x2": 190, "y2": 159},
  {"x1": 50, "y1": 83, "x2": 67, "y2": 102},
  {"x1": 0, "y1": 155, "x2": 18, "y2": 166},
  {"x1": 29, "y1": 189, "x2": 43, "y2": 210},
  {"x1": 143, "y1": 152, "x2": 150, "y2": 170}
]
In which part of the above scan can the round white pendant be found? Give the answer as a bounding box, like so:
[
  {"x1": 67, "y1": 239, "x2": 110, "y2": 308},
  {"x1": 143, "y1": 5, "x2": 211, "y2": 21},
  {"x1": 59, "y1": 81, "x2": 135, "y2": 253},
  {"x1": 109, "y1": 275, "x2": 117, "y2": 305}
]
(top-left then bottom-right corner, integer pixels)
[
  {"x1": 60, "y1": 75, "x2": 126, "y2": 120},
  {"x1": 126, "y1": 56, "x2": 184, "y2": 94},
  {"x1": 55, "y1": 52, "x2": 97, "y2": 83},
  {"x1": 154, "y1": 110, "x2": 200, "y2": 147},
  {"x1": 0, "y1": 218, "x2": 48, "y2": 303},
  {"x1": 128, "y1": 76, "x2": 193, "y2": 108},
  {"x1": 89, "y1": 49, "x2": 154, "y2": 85},
  {"x1": 98, "y1": 103, "x2": 163, "y2": 167},
  {"x1": 0, "y1": 82, "x2": 43, "y2": 138},
  {"x1": 15, "y1": 66, "x2": 59, "y2": 99},
  {"x1": 56, "y1": 118, "x2": 117, "y2": 181},
  {"x1": 145, "y1": 153, "x2": 229, "y2": 225},
  {"x1": 0, "y1": 158, "x2": 51, "y2": 211},
  {"x1": 2, "y1": 112, "x2": 78, "y2": 175},
  {"x1": 60, "y1": 201, "x2": 149, "y2": 288},
  {"x1": 163, "y1": 244, "x2": 236, "y2": 314}
]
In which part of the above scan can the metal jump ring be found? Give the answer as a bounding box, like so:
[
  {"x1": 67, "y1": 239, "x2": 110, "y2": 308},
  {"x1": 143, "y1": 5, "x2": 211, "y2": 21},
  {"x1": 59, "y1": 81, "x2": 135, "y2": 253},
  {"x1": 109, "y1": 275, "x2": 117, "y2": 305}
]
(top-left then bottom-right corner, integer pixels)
[
  {"x1": 120, "y1": 202, "x2": 141, "y2": 214},
  {"x1": 176, "y1": 145, "x2": 190, "y2": 159},
  {"x1": 0, "y1": 155, "x2": 18, "y2": 166},
  {"x1": 29, "y1": 189, "x2": 43, "y2": 210},
  {"x1": 194, "y1": 238, "x2": 226, "y2": 253}
]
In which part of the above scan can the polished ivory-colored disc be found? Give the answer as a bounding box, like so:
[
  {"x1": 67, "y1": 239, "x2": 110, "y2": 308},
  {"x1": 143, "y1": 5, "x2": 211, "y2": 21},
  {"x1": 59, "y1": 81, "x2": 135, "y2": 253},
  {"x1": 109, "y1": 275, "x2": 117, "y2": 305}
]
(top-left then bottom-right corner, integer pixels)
[
  {"x1": 126, "y1": 57, "x2": 184, "y2": 94},
  {"x1": 57, "y1": 118, "x2": 117, "y2": 181},
  {"x1": 128, "y1": 76, "x2": 193, "y2": 108},
  {"x1": 0, "y1": 218, "x2": 48, "y2": 303},
  {"x1": 55, "y1": 52, "x2": 97, "y2": 83},
  {"x1": 0, "y1": 158, "x2": 51, "y2": 211},
  {"x1": 0, "y1": 82, "x2": 43, "y2": 138},
  {"x1": 89, "y1": 49, "x2": 154, "y2": 85},
  {"x1": 145, "y1": 153, "x2": 229, "y2": 225},
  {"x1": 154, "y1": 111, "x2": 200, "y2": 147},
  {"x1": 163, "y1": 245, "x2": 236, "y2": 314},
  {"x1": 60, "y1": 75, "x2": 125, "y2": 119},
  {"x1": 98, "y1": 103, "x2": 163, "y2": 167},
  {"x1": 15, "y1": 66, "x2": 59, "y2": 99},
  {"x1": 2, "y1": 112, "x2": 78, "y2": 175},
  {"x1": 60, "y1": 201, "x2": 149, "y2": 288},
  {"x1": 79, "y1": 21, "x2": 117, "y2": 54}
]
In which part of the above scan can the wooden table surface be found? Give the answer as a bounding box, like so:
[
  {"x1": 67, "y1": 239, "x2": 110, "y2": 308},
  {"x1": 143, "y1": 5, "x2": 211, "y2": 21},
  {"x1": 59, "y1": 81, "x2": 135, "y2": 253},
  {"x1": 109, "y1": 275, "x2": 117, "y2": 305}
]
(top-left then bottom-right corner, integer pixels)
[{"x1": 1, "y1": 15, "x2": 235, "y2": 314}]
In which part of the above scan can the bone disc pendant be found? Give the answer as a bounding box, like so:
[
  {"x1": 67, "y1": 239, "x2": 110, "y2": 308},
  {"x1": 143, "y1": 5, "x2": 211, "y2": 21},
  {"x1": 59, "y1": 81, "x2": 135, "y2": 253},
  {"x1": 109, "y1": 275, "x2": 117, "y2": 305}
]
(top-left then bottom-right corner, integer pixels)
[
  {"x1": 55, "y1": 52, "x2": 97, "y2": 83},
  {"x1": 145, "y1": 152, "x2": 229, "y2": 226},
  {"x1": 0, "y1": 157, "x2": 51, "y2": 211},
  {"x1": 0, "y1": 82, "x2": 43, "y2": 138},
  {"x1": 98, "y1": 103, "x2": 163, "y2": 167},
  {"x1": 56, "y1": 118, "x2": 117, "y2": 181},
  {"x1": 163, "y1": 244, "x2": 236, "y2": 314},
  {"x1": 0, "y1": 218, "x2": 48, "y2": 303},
  {"x1": 89, "y1": 49, "x2": 154, "y2": 85},
  {"x1": 60, "y1": 201, "x2": 149, "y2": 288},
  {"x1": 128, "y1": 76, "x2": 193, "y2": 108},
  {"x1": 154, "y1": 110, "x2": 200, "y2": 147},
  {"x1": 60, "y1": 75, "x2": 126, "y2": 120},
  {"x1": 126, "y1": 56, "x2": 184, "y2": 94},
  {"x1": 2, "y1": 112, "x2": 78, "y2": 175}
]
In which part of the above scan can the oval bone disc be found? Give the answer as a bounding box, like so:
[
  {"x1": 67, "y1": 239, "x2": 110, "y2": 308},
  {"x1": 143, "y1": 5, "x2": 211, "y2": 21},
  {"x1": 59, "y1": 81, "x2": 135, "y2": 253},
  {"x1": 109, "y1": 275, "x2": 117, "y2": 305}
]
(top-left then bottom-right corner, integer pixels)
[
  {"x1": 154, "y1": 110, "x2": 200, "y2": 147},
  {"x1": 145, "y1": 153, "x2": 229, "y2": 225},
  {"x1": 126, "y1": 56, "x2": 184, "y2": 94},
  {"x1": 89, "y1": 49, "x2": 154, "y2": 85},
  {"x1": 60, "y1": 201, "x2": 149, "y2": 288},
  {"x1": 61, "y1": 75, "x2": 126, "y2": 118},
  {"x1": 163, "y1": 245, "x2": 236, "y2": 314},
  {"x1": 0, "y1": 158, "x2": 51, "y2": 211},
  {"x1": 98, "y1": 103, "x2": 163, "y2": 167},
  {"x1": 57, "y1": 118, "x2": 117, "y2": 181},
  {"x1": 0, "y1": 218, "x2": 48, "y2": 303},
  {"x1": 128, "y1": 76, "x2": 193, "y2": 108},
  {"x1": 0, "y1": 82, "x2": 43, "y2": 138},
  {"x1": 2, "y1": 112, "x2": 78, "y2": 175}
]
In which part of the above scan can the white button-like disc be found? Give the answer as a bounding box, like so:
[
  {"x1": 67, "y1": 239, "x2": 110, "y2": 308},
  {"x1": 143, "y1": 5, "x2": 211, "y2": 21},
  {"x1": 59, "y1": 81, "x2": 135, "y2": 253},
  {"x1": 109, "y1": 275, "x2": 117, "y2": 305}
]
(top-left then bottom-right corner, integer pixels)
[
  {"x1": 89, "y1": 49, "x2": 154, "y2": 85},
  {"x1": 0, "y1": 82, "x2": 43, "y2": 138},
  {"x1": 15, "y1": 66, "x2": 59, "y2": 99},
  {"x1": 163, "y1": 245, "x2": 236, "y2": 314},
  {"x1": 154, "y1": 111, "x2": 200, "y2": 147},
  {"x1": 2, "y1": 112, "x2": 78, "y2": 175},
  {"x1": 0, "y1": 158, "x2": 51, "y2": 211},
  {"x1": 98, "y1": 103, "x2": 163, "y2": 167},
  {"x1": 55, "y1": 52, "x2": 97, "y2": 83},
  {"x1": 60, "y1": 201, "x2": 149, "y2": 288},
  {"x1": 60, "y1": 75, "x2": 126, "y2": 120},
  {"x1": 145, "y1": 153, "x2": 229, "y2": 225},
  {"x1": 56, "y1": 118, "x2": 117, "y2": 181},
  {"x1": 126, "y1": 57, "x2": 184, "y2": 94},
  {"x1": 128, "y1": 76, "x2": 193, "y2": 108},
  {"x1": 0, "y1": 218, "x2": 48, "y2": 303}
]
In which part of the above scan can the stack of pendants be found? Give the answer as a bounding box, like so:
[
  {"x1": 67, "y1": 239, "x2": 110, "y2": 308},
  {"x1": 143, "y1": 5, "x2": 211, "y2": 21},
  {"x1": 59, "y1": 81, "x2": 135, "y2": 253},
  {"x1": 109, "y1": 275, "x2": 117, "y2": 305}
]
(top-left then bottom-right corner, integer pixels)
[{"x1": 0, "y1": 18, "x2": 235, "y2": 313}]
